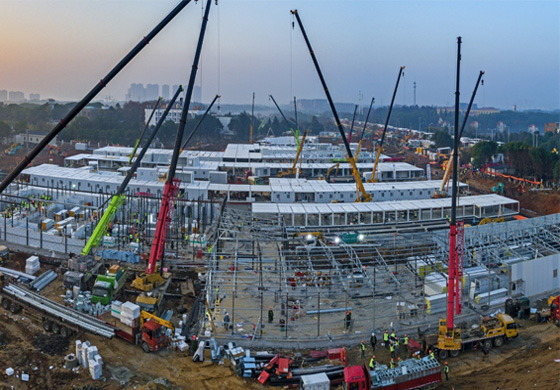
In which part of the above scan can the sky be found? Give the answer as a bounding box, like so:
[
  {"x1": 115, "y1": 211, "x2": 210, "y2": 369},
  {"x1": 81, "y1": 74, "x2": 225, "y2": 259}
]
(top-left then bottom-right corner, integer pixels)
[{"x1": 0, "y1": 0, "x2": 558, "y2": 111}]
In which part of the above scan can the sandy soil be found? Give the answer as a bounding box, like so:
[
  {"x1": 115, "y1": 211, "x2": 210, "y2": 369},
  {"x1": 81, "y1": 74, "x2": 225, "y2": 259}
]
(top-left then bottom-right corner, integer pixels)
[{"x1": 1, "y1": 303, "x2": 558, "y2": 390}]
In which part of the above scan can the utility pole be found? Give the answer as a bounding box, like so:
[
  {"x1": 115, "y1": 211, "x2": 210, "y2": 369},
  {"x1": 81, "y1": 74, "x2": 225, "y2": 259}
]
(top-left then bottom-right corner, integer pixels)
[{"x1": 413, "y1": 81, "x2": 417, "y2": 106}]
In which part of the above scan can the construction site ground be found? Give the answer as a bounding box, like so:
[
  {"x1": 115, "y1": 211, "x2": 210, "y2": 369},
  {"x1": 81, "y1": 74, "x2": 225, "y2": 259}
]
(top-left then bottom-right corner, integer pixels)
[{"x1": 1, "y1": 298, "x2": 558, "y2": 390}]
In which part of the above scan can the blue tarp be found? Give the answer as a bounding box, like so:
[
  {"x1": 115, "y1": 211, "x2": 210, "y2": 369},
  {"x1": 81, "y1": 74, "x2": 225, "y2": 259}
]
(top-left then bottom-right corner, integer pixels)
[{"x1": 99, "y1": 249, "x2": 139, "y2": 264}]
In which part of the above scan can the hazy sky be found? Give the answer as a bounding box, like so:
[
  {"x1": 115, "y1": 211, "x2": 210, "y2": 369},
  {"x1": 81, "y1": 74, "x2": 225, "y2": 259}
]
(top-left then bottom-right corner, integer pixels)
[{"x1": 0, "y1": 0, "x2": 558, "y2": 110}]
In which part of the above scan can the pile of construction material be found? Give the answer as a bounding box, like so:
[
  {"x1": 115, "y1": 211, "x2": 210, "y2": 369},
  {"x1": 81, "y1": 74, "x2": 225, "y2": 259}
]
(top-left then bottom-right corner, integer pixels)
[
  {"x1": 76, "y1": 340, "x2": 103, "y2": 380},
  {"x1": 29, "y1": 270, "x2": 57, "y2": 291},
  {"x1": 25, "y1": 256, "x2": 40, "y2": 275},
  {"x1": 67, "y1": 290, "x2": 111, "y2": 317},
  {"x1": 120, "y1": 301, "x2": 140, "y2": 327}
]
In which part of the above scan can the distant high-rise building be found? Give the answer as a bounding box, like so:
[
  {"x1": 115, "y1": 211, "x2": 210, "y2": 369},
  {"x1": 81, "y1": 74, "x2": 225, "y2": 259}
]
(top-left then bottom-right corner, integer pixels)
[
  {"x1": 193, "y1": 85, "x2": 201, "y2": 103},
  {"x1": 0, "y1": 90, "x2": 7, "y2": 102},
  {"x1": 127, "y1": 83, "x2": 145, "y2": 101},
  {"x1": 29, "y1": 93, "x2": 40, "y2": 101},
  {"x1": 161, "y1": 84, "x2": 170, "y2": 100},
  {"x1": 146, "y1": 84, "x2": 159, "y2": 101},
  {"x1": 8, "y1": 91, "x2": 25, "y2": 102}
]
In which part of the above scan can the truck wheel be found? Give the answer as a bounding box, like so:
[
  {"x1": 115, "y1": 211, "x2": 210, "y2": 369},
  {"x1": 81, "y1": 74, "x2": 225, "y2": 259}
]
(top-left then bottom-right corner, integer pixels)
[
  {"x1": 42, "y1": 320, "x2": 52, "y2": 332},
  {"x1": 60, "y1": 327, "x2": 70, "y2": 338},
  {"x1": 438, "y1": 350, "x2": 448, "y2": 359},
  {"x1": 493, "y1": 337, "x2": 504, "y2": 347},
  {"x1": 2, "y1": 298, "x2": 9, "y2": 310},
  {"x1": 554, "y1": 317, "x2": 560, "y2": 327},
  {"x1": 9, "y1": 301, "x2": 20, "y2": 313},
  {"x1": 450, "y1": 349, "x2": 460, "y2": 357},
  {"x1": 141, "y1": 342, "x2": 151, "y2": 353},
  {"x1": 52, "y1": 322, "x2": 61, "y2": 334},
  {"x1": 483, "y1": 340, "x2": 492, "y2": 350}
]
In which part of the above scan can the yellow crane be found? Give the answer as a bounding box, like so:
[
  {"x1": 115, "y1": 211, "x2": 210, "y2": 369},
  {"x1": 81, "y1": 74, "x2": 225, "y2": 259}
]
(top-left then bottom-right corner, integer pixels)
[{"x1": 278, "y1": 130, "x2": 309, "y2": 177}]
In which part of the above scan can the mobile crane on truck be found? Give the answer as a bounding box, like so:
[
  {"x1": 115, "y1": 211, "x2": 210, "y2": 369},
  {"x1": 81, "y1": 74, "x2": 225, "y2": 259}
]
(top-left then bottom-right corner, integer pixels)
[
  {"x1": 134, "y1": 0, "x2": 213, "y2": 290},
  {"x1": 291, "y1": 9, "x2": 370, "y2": 202},
  {"x1": 429, "y1": 38, "x2": 518, "y2": 360}
]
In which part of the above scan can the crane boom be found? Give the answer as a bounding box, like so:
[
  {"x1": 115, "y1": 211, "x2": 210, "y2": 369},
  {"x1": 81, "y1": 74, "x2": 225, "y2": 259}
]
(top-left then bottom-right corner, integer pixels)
[
  {"x1": 81, "y1": 86, "x2": 184, "y2": 256},
  {"x1": 181, "y1": 94, "x2": 220, "y2": 150},
  {"x1": 436, "y1": 71, "x2": 485, "y2": 194},
  {"x1": 291, "y1": 9, "x2": 370, "y2": 202},
  {"x1": 147, "y1": 0, "x2": 212, "y2": 275},
  {"x1": 368, "y1": 66, "x2": 405, "y2": 183},
  {"x1": 0, "y1": 0, "x2": 192, "y2": 195},
  {"x1": 347, "y1": 105, "x2": 358, "y2": 144},
  {"x1": 129, "y1": 97, "x2": 162, "y2": 164},
  {"x1": 355, "y1": 97, "x2": 375, "y2": 161},
  {"x1": 269, "y1": 94, "x2": 300, "y2": 148}
]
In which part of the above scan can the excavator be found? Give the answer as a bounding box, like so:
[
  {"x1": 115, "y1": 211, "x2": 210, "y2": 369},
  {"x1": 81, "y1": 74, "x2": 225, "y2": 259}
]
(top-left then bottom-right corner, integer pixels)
[
  {"x1": 367, "y1": 66, "x2": 405, "y2": 183},
  {"x1": 277, "y1": 130, "x2": 308, "y2": 178},
  {"x1": 433, "y1": 70, "x2": 484, "y2": 198},
  {"x1": 291, "y1": 9, "x2": 371, "y2": 202},
  {"x1": 133, "y1": 0, "x2": 213, "y2": 291},
  {"x1": 318, "y1": 162, "x2": 340, "y2": 183}
]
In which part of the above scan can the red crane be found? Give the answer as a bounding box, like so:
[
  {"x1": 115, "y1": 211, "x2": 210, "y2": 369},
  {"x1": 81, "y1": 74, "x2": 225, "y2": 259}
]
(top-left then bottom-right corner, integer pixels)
[{"x1": 146, "y1": 0, "x2": 213, "y2": 275}]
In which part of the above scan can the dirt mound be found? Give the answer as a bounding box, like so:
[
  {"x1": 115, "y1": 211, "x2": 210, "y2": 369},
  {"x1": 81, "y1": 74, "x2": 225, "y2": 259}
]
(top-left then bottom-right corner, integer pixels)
[{"x1": 32, "y1": 333, "x2": 69, "y2": 355}]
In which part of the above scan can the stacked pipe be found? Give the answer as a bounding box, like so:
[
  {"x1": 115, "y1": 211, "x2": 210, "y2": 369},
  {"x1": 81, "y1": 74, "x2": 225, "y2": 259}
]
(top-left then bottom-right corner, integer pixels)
[
  {"x1": 3, "y1": 284, "x2": 114, "y2": 338},
  {"x1": 29, "y1": 270, "x2": 57, "y2": 291}
]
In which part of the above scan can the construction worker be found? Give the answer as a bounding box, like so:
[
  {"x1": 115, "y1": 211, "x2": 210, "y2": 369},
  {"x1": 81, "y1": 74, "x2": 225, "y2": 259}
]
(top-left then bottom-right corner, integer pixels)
[
  {"x1": 403, "y1": 334, "x2": 409, "y2": 351},
  {"x1": 370, "y1": 332, "x2": 377, "y2": 351},
  {"x1": 389, "y1": 358, "x2": 395, "y2": 369},
  {"x1": 394, "y1": 336, "x2": 400, "y2": 355},
  {"x1": 223, "y1": 312, "x2": 230, "y2": 331},
  {"x1": 397, "y1": 357, "x2": 401, "y2": 367},
  {"x1": 444, "y1": 361, "x2": 449, "y2": 381},
  {"x1": 429, "y1": 350, "x2": 435, "y2": 360},
  {"x1": 268, "y1": 307, "x2": 274, "y2": 323},
  {"x1": 345, "y1": 310, "x2": 352, "y2": 330},
  {"x1": 389, "y1": 342, "x2": 396, "y2": 359},
  {"x1": 390, "y1": 330, "x2": 396, "y2": 343},
  {"x1": 360, "y1": 340, "x2": 366, "y2": 358},
  {"x1": 369, "y1": 355, "x2": 376, "y2": 369},
  {"x1": 383, "y1": 330, "x2": 389, "y2": 349}
]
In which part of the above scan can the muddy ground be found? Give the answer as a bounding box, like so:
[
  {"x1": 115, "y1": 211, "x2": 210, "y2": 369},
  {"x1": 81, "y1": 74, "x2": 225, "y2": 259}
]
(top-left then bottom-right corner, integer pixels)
[{"x1": 1, "y1": 302, "x2": 558, "y2": 390}]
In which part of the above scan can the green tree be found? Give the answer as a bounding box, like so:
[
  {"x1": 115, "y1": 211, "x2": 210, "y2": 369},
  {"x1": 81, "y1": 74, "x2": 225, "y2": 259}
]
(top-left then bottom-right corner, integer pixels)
[
  {"x1": 471, "y1": 141, "x2": 498, "y2": 168},
  {"x1": 309, "y1": 115, "x2": 324, "y2": 134},
  {"x1": 432, "y1": 130, "x2": 453, "y2": 149},
  {"x1": 228, "y1": 112, "x2": 253, "y2": 142},
  {"x1": 0, "y1": 121, "x2": 12, "y2": 139}
]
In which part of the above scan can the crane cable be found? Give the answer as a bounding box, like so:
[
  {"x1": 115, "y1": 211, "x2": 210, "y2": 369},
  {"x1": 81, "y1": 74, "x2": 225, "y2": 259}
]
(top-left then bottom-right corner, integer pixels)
[
  {"x1": 217, "y1": 0, "x2": 221, "y2": 111},
  {"x1": 290, "y1": 12, "x2": 294, "y2": 102}
]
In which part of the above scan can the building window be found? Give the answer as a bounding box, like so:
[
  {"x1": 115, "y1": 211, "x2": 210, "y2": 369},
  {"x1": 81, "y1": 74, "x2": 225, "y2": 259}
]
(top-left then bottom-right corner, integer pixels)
[{"x1": 554, "y1": 269, "x2": 558, "y2": 278}]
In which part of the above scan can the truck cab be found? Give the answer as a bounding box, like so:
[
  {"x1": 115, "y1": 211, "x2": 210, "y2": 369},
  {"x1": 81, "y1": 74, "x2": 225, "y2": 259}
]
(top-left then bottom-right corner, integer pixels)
[
  {"x1": 343, "y1": 365, "x2": 371, "y2": 390},
  {"x1": 481, "y1": 313, "x2": 518, "y2": 339},
  {"x1": 91, "y1": 265, "x2": 127, "y2": 305},
  {"x1": 141, "y1": 320, "x2": 166, "y2": 353}
]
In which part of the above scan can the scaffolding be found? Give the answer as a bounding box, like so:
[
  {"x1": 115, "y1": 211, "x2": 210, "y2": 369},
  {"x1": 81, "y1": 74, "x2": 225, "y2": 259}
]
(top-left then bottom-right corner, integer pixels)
[{"x1": 201, "y1": 209, "x2": 560, "y2": 347}]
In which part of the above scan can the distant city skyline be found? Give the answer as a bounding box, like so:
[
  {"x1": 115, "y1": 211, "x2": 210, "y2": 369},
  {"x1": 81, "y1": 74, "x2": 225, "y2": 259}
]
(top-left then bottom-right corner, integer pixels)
[{"x1": 0, "y1": 1, "x2": 558, "y2": 111}]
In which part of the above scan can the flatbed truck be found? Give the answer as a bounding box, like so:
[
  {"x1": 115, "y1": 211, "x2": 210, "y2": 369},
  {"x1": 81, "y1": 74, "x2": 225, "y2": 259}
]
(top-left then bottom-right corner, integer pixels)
[{"x1": 428, "y1": 312, "x2": 519, "y2": 359}]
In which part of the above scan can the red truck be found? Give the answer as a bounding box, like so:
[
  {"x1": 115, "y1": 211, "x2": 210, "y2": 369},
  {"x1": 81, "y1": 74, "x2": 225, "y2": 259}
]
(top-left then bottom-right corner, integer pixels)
[{"x1": 343, "y1": 357, "x2": 441, "y2": 390}]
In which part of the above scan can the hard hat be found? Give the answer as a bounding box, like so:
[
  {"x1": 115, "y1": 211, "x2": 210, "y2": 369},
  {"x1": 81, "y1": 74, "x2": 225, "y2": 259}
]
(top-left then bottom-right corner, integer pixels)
[
  {"x1": 362, "y1": 340, "x2": 364, "y2": 343},
  {"x1": 385, "y1": 330, "x2": 388, "y2": 333},
  {"x1": 404, "y1": 334, "x2": 407, "y2": 336},
  {"x1": 373, "y1": 355, "x2": 375, "y2": 358},
  {"x1": 445, "y1": 361, "x2": 448, "y2": 364}
]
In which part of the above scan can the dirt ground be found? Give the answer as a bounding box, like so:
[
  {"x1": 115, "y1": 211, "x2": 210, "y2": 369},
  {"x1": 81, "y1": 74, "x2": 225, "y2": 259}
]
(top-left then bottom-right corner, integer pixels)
[{"x1": 1, "y1": 300, "x2": 558, "y2": 390}]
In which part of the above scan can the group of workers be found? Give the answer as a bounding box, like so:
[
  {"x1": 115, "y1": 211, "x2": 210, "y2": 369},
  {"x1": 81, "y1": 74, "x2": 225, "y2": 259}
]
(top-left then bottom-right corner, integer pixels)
[{"x1": 361, "y1": 330, "x2": 450, "y2": 381}]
